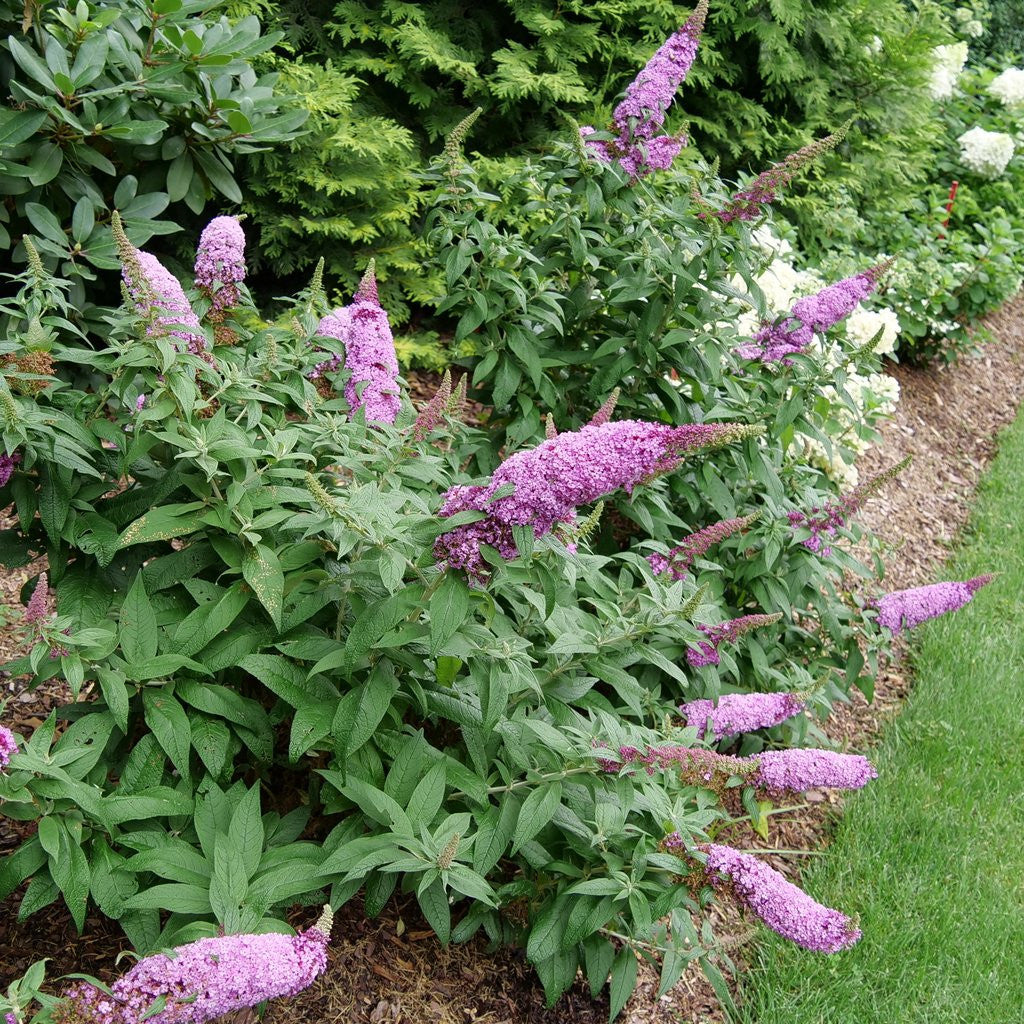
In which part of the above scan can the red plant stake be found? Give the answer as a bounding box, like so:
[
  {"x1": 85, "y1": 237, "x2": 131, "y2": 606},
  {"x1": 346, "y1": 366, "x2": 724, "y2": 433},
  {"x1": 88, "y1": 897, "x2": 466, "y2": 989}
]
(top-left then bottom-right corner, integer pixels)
[{"x1": 940, "y1": 179, "x2": 959, "y2": 239}]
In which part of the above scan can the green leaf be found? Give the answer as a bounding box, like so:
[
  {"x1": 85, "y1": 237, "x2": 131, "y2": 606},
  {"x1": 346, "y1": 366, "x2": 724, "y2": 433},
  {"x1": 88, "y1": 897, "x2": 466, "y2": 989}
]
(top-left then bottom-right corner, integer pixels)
[
  {"x1": 526, "y1": 898, "x2": 566, "y2": 964},
  {"x1": 240, "y1": 653, "x2": 335, "y2": 708},
  {"x1": 117, "y1": 504, "x2": 206, "y2": 548},
  {"x1": 513, "y1": 782, "x2": 561, "y2": 853},
  {"x1": 39, "y1": 467, "x2": 71, "y2": 541},
  {"x1": 608, "y1": 948, "x2": 638, "y2": 1022},
  {"x1": 0, "y1": 109, "x2": 47, "y2": 147},
  {"x1": 472, "y1": 797, "x2": 517, "y2": 876},
  {"x1": 173, "y1": 583, "x2": 249, "y2": 657},
  {"x1": 120, "y1": 572, "x2": 158, "y2": 665},
  {"x1": 406, "y1": 763, "x2": 445, "y2": 827},
  {"x1": 429, "y1": 574, "x2": 469, "y2": 656},
  {"x1": 125, "y1": 883, "x2": 211, "y2": 915},
  {"x1": 189, "y1": 713, "x2": 232, "y2": 779},
  {"x1": 142, "y1": 691, "x2": 192, "y2": 786},
  {"x1": 288, "y1": 700, "x2": 334, "y2": 762},
  {"x1": 96, "y1": 668, "x2": 130, "y2": 734},
  {"x1": 103, "y1": 787, "x2": 193, "y2": 825},
  {"x1": 227, "y1": 786, "x2": 264, "y2": 881},
  {"x1": 535, "y1": 948, "x2": 579, "y2": 1007},
  {"x1": 417, "y1": 876, "x2": 451, "y2": 945},
  {"x1": 89, "y1": 840, "x2": 137, "y2": 919},
  {"x1": 331, "y1": 665, "x2": 399, "y2": 758},
  {"x1": 51, "y1": 823, "x2": 90, "y2": 932},
  {"x1": 242, "y1": 544, "x2": 283, "y2": 628}
]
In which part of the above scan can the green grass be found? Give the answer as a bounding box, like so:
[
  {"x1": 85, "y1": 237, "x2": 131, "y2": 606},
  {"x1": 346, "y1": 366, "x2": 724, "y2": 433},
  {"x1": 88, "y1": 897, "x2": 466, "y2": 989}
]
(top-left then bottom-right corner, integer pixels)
[{"x1": 737, "y1": 411, "x2": 1024, "y2": 1024}]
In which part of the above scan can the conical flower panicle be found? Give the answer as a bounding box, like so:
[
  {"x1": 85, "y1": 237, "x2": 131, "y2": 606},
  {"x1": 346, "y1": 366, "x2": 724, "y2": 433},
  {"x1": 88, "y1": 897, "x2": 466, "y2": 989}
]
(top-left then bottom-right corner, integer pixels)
[
  {"x1": 679, "y1": 691, "x2": 806, "y2": 741},
  {"x1": 442, "y1": 108, "x2": 483, "y2": 179},
  {"x1": 876, "y1": 575, "x2": 993, "y2": 635},
  {"x1": 434, "y1": 419, "x2": 757, "y2": 580},
  {"x1": 589, "y1": 387, "x2": 620, "y2": 428},
  {"x1": 194, "y1": 216, "x2": 246, "y2": 315},
  {"x1": 737, "y1": 267, "x2": 885, "y2": 364},
  {"x1": 685, "y1": 612, "x2": 782, "y2": 667},
  {"x1": 649, "y1": 512, "x2": 759, "y2": 580},
  {"x1": 544, "y1": 412, "x2": 558, "y2": 439},
  {"x1": 0, "y1": 451, "x2": 20, "y2": 487},
  {"x1": 713, "y1": 121, "x2": 852, "y2": 223},
  {"x1": 702, "y1": 844, "x2": 861, "y2": 952},
  {"x1": 753, "y1": 748, "x2": 877, "y2": 794},
  {"x1": 0, "y1": 723, "x2": 17, "y2": 769},
  {"x1": 24, "y1": 572, "x2": 50, "y2": 623},
  {"x1": 356, "y1": 260, "x2": 378, "y2": 304},
  {"x1": 412, "y1": 369, "x2": 452, "y2": 440},
  {"x1": 790, "y1": 456, "x2": 911, "y2": 555},
  {"x1": 580, "y1": 0, "x2": 707, "y2": 179},
  {"x1": 54, "y1": 909, "x2": 333, "y2": 1024}
]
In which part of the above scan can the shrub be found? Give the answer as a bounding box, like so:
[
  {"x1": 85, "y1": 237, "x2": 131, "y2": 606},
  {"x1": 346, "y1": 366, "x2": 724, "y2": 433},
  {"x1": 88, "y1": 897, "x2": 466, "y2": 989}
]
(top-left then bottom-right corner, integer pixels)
[{"x1": 0, "y1": 0, "x2": 306, "y2": 308}]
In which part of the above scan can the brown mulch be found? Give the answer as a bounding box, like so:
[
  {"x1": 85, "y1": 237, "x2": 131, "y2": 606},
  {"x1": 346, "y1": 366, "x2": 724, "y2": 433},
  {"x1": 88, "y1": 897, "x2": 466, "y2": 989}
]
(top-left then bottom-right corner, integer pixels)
[{"x1": 3, "y1": 296, "x2": 1024, "y2": 1020}]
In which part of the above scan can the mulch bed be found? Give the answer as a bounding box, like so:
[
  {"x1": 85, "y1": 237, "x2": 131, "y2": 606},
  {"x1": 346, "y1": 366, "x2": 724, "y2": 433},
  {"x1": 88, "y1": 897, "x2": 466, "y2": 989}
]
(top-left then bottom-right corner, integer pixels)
[{"x1": 2, "y1": 294, "x2": 1023, "y2": 1022}]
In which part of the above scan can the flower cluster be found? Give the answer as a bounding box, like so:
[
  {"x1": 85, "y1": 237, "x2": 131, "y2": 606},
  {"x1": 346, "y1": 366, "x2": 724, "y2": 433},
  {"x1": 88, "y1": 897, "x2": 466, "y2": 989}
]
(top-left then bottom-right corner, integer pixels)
[
  {"x1": 989, "y1": 67, "x2": 1024, "y2": 108},
  {"x1": 580, "y1": 0, "x2": 706, "y2": 178},
  {"x1": 434, "y1": 420, "x2": 759, "y2": 579},
  {"x1": 647, "y1": 513, "x2": 758, "y2": 580},
  {"x1": 0, "y1": 724, "x2": 17, "y2": 769},
  {"x1": 54, "y1": 909, "x2": 332, "y2": 1024},
  {"x1": 679, "y1": 691, "x2": 806, "y2": 741},
  {"x1": 0, "y1": 451, "x2": 20, "y2": 488},
  {"x1": 702, "y1": 844, "x2": 861, "y2": 952},
  {"x1": 194, "y1": 216, "x2": 246, "y2": 316},
  {"x1": 788, "y1": 458, "x2": 910, "y2": 556},
  {"x1": 844, "y1": 304, "x2": 901, "y2": 356},
  {"x1": 737, "y1": 265, "x2": 887, "y2": 364},
  {"x1": 958, "y1": 127, "x2": 1016, "y2": 179},
  {"x1": 121, "y1": 247, "x2": 207, "y2": 357},
  {"x1": 712, "y1": 124, "x2": 849, "y2": 223},
  {"x1": 314, "y1": 266, "x2": 401, "y2": 424},
  {"x1": 930, "y1": 42, "x2": 968, "y2": 101},
  {"x1": 601, "y1": 743, "x2": 875, "y2": 796},
  {"x1": 685, "y1": 612, "x2": 782, "y2": 668},
  {"x1": 753, "y1": 749, "x2": 877, "y2": 794},
  {"x1": 876, "y1": 575, "x2": 992, "y2": 635},
  {"x1": 23, "y1": 573, "x2": 51, "y2": 624}
]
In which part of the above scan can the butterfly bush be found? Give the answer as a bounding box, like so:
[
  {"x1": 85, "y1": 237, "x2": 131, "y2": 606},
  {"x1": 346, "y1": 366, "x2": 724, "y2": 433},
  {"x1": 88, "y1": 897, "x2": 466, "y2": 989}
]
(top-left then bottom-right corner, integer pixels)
[
  {"x1": 876, "y1": 575, "x2": 993, "y2": 634},
  {"x1": 194, "y1": 216, "x2": 246, "y2": 315},
  {"x1": 314, "y1": 266, "x2": 401, "y2": 424},
  {"x1": 989, "y1": 67, "x2": 1024, "y2": 108},
  {"x1": 0, "y1": 451, "x2": 19, "y2": 487},
  {"x1": 957, "y1": 126, "x2": 1016, "y2": 179},
  {"x1": 647, "y1": 513, "x2": 758, "y2": 580},
  {"x1": 580, "y1": 0, "x2": 706, "y2": 178},
  {"x1": 685, "y1": 613, "x2": 782, "y2": 668},
  {"x1": 737, "y1": 264, "x2": 887, "y2": 364},
  {"x1": 753, "y1": 749, "x2": 877, "y2": 794},
  {"x1": 0, "y1": 724, "x2": 17, "y2": 769},
  {"x1": 54, "y1": 908, "x2": 333, "y2": 1024},
  {"x1": 702, "y1": 844, "x2": 861, "y2": 952},
  {"x1": 434, "y1": 420, "x2": 759, "y2": 580},
  {"x1": 713, "y1": 125, "x2": 849, "y2": 223},
  {"x1": 23, "y1": 573, "x2": 50, "y2": 624},
  {"x1": 679, "y1": 692, "x2": 807, "y2": 741}
]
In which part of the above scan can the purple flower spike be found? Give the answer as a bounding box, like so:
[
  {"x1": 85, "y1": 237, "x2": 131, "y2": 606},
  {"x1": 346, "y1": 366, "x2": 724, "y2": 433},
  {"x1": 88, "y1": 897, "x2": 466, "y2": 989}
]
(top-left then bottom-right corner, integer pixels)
[
  {"x1": 876, "y1": 575, "x2": 993, "y2": 635},
  {"x1": 0, "y1": 451, "x2": 20, "y2": 488},
  {"x1": 434, "y1": 419, "x2": 759, "y2": 580},
  {"x1": 684, "y1": 612, "x2": 782, "y2": 668},
  {"x1": 194, "y1": 216, "x2": 246, "y2": 314},
  {"x1": 123, "y1": 251, "x2": 207, "y2": 356},
  {"x1": 679, "y1": 692, "x2": 806, "y2": 741},
  {"x1": 738, "y1": 264, "x2": 890, "y2": 364},
  {"x1": 754, "y1": 749, "x2": 877, "y2": 794},
  {"x1": 24, "y1": 572, "x2": 50, "y2": 624},
  {"x1": 703, "y1": 844, "x2": 861, "y2": 952},
  {"x1": 0, "y1": 725, "x2": 17, "y2": 769},
  {"x1": 580, "y1": 0, "x2": 706, "y2": 179},
  {"x1": 649, "y1": 513, "x2": 758, "y2": 580},
  {"x1": 55, "y1": 907, "x2": 333, "y2": 1024}
]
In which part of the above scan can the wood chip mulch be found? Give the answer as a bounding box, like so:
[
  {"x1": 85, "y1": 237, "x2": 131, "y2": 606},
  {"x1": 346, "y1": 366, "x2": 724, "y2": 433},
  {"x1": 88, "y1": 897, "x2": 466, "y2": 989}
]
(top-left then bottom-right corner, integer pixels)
[{"x1": 2, "y1": 293, "x2": 1023, "y2": 1022}]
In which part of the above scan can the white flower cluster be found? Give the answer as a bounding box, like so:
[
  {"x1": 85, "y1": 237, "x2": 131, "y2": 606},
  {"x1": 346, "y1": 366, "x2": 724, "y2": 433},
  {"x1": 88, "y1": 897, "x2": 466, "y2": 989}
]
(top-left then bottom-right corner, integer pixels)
[
  {"x1": 930, "y1": 42, "x2": 969, "y2": 101},
  {"x1": 845, "y1": 306, "x2": 901, "y2": 356},
  {"x1": 989, "y1": 67, "x2": 1024, "y2": 108},
  {"x1": 953, "y1": 6, "x2": 984, "y2": 38},
  {"x1": 958, "y1": 126, "x2": 1016, "y2": 178}
]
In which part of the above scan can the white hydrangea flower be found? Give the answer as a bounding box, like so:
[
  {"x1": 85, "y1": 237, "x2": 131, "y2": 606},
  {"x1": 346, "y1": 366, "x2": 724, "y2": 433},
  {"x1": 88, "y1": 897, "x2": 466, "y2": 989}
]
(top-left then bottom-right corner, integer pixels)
[
  {"x1": 963, "y1": 19, "x2": 984, "y2": 37},
  {"x1": 750, "y1": 225, "x2": 793, "y2": 258},
  {"x1": 930, "y1": 42, "x2": 968, "y2": 100},
  {"x1": 756, "y1": 259, "x2": 802, "y2": 313},
  {"x1": 990, "y1": 67, "x2": 1024, "y2": 108},
  {"x1": 958, "y1": 126, "x2": 1016, "y2": 178},
  {"x1": 845, "y1": 306, "x2": 901, "y2": 356}
]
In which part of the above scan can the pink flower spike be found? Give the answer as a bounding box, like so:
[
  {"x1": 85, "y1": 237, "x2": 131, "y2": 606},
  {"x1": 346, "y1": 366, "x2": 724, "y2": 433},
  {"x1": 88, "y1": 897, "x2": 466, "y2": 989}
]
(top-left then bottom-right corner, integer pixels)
[
  {"x1": 0, "y1": 724, "x2": 17, "y2": 769},
  {"x1": 876, "y1": 575, "x2": 993, "y2": 634},
  {"x1": 194, "y1": 216, "x2": 246, "y2": 313},
  {"x1": 703, "y1": 843, "x2": 861, "y2": 952},
  {"x1": 753, "y1": 748, "x2": 877, "y2": 794},
  {"x1": 24, "y1": 572, "x2": 50, "y2": 623},
  {"x1": 679, "y1": 692, "x2": 806, "y2": 741}
]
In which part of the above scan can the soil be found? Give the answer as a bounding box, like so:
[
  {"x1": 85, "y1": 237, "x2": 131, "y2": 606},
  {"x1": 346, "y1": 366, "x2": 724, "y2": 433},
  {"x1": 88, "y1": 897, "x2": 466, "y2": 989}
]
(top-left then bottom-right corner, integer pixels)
[{"x1": 2, "y1": 294, "x2": 1023, "y2": 1022}]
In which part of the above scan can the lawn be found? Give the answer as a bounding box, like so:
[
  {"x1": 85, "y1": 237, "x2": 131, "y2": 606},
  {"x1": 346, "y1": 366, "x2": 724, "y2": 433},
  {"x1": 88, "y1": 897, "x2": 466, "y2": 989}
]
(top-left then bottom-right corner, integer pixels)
[{"x1": 737, "y1": 408, "x2": 1024, "y2": 1024}]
